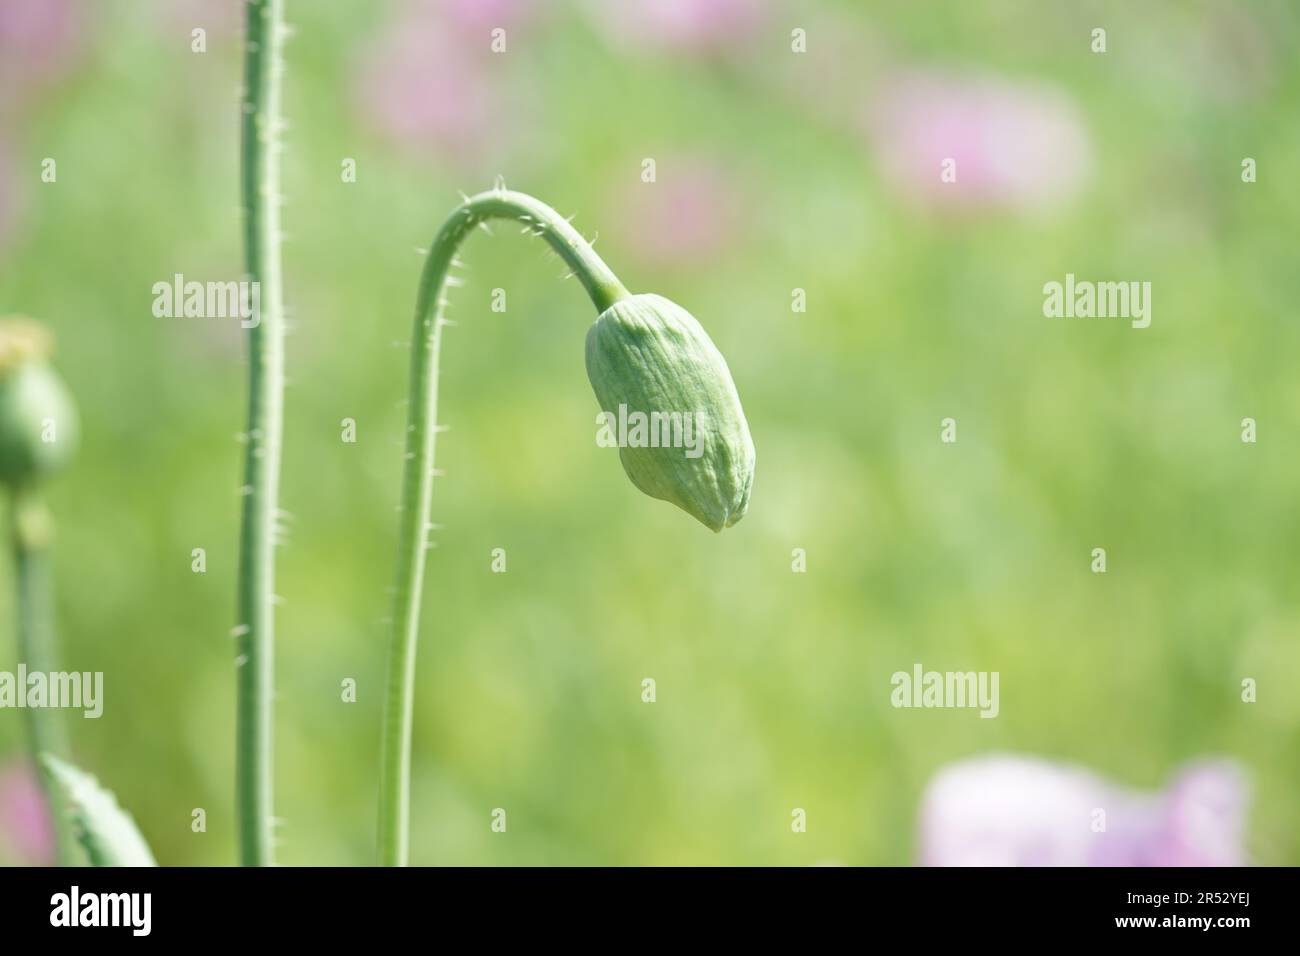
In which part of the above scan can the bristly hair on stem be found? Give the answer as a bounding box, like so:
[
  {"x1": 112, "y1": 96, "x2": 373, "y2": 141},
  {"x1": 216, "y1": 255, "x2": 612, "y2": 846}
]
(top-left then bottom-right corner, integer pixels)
[
  {"x1": 235, "y1": 0, "x2": 287, "y2": 868},
  {"x1": 377, "y1": 188, "x2": 627, "y2": 866},
  {"x1": 378, "y1": 187, "x2": 755, "y2": 865}
]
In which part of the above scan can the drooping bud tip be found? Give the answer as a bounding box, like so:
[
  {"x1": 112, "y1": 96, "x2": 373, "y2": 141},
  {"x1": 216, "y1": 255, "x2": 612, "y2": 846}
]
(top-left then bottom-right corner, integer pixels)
[{"x1": 585, "y1": 294, "x2": 754, "y2": 532}]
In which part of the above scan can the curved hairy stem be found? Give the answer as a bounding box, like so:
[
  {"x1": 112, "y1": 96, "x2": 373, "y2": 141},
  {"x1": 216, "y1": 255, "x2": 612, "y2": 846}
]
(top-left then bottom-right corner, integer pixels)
[
  {"x1": 378, "y1": 189, "x2": 628, "y2": 865},
  {"x1": 235, "y1": 0, "x2": 285, "y2": 867},
  {"x1": 9, "y1": 492, "x2": 74, "y2": 865}
]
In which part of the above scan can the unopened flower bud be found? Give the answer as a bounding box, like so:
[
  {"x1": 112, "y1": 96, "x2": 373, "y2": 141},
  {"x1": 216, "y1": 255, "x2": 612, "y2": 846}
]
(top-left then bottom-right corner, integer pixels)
[
  {"x1": 0, "y1": 318, "x2": 78, "y2": 490},
  {"x1": 585, "y1": 294, "x2": 754, "y2": 532}
]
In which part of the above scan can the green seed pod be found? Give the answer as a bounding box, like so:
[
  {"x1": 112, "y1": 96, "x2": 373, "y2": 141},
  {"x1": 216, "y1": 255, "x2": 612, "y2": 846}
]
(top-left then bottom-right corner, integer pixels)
[
  {"x1": 586, "y1": 293, "x2": 754, "y2": 532},
  {"x1": 0, "y1": 318, "x2": 78, "y2": 490}
]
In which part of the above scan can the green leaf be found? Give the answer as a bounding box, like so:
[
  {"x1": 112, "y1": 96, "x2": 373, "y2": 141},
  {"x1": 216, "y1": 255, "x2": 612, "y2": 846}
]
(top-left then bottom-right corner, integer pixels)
[{"x1": 40, "y1": 755, "x2": 157, "y2": 867}]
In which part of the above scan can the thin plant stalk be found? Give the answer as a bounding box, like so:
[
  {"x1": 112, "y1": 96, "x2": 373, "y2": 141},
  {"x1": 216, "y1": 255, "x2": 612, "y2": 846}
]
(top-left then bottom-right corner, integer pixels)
[
  {"x1": 378, "y1": 189, "x2": 628, "y2": 866},
  {"x1": 9, "y1": 490, "x2": 74, "y2": 866},
  {"x1": 235, "y1": 0, "x2": 286, "y2": 868}
]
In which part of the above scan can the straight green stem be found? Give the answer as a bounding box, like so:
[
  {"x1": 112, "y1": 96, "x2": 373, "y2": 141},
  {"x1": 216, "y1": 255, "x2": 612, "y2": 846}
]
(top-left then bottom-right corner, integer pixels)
[
  {"x1": 235, "y1": 0, "x2": 285, "y2": 868},
  {"x1": 9, "y1": 491, "x2": 74, "y2": 866},
  {"x1": 377, "y1": 189, "x2": 628, "y2": 865}
]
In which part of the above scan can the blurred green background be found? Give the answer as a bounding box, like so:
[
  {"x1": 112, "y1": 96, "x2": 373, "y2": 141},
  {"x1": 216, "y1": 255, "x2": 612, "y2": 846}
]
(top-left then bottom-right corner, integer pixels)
[{"x1": 2, "y1": 0, "x2": 1299, "y2": 865}]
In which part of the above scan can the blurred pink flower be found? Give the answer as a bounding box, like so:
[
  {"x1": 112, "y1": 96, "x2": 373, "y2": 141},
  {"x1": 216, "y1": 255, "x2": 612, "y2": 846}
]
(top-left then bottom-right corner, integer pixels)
[
  {"x1": 0, "y1": 762, "x2": 55, "y2": 865},
  {"x1": 868, "y1": 71, "x2": 1091, "y2": 215},
  {"x1": 158, "y1": 0, "x2": 242, "y2": 40},
  {"x1": 440, "y1": 0, "x2": 542, "y2": 32},
  {"x1": 581, "y1": 0, "x2": 767, "y2": 56},
  {"x1": 919, "y1": 755, "x2": 1249, "y2": 867},
  {"x1": 357, "y1": 32, "x2": 495, "y2": 162},
  {"x1": 354, "y1": 0, "x2": 543, "y2": 164},
  {"x1": 0, "y1": 0, "x2": 84, "y2": 113},
  {"x1": 606, "y1": 159, "x2": 741, "y2": 268}
]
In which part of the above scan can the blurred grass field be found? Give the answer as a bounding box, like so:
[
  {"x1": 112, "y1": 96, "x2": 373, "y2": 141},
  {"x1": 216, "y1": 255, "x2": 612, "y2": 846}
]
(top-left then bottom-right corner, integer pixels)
[{"x1": 2, "y1": 0, "x2": 1299, "y2": 865}]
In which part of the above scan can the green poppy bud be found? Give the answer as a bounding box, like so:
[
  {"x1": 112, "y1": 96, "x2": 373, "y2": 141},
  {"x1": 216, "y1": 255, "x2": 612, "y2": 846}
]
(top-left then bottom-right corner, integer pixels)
[
  {"x1": 0, "y1": 318, "x2": 78, "y2": 490},
  {"x1": 585, "y1": 294, "x2": 754, "y2": 532}
]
